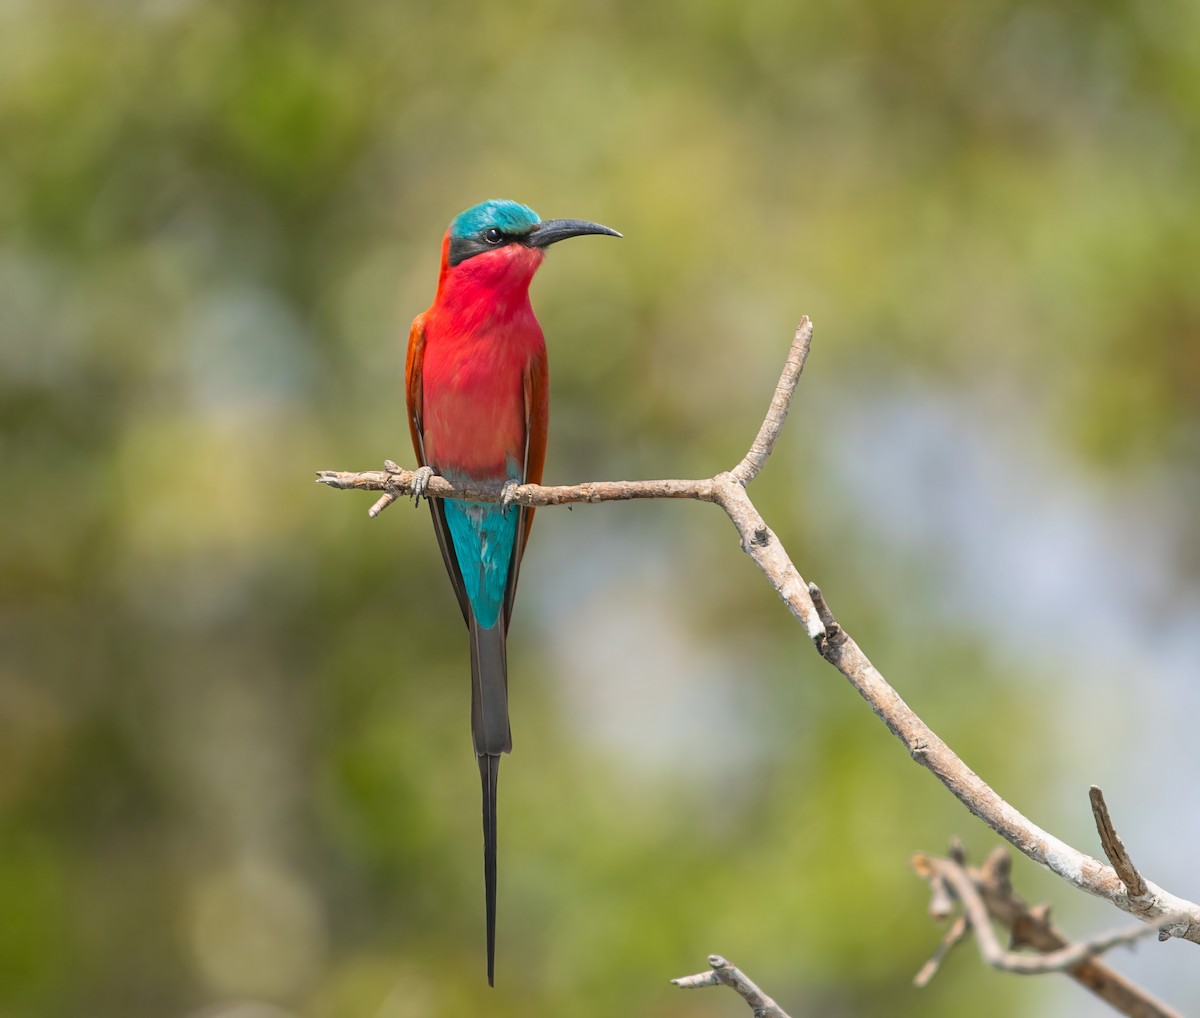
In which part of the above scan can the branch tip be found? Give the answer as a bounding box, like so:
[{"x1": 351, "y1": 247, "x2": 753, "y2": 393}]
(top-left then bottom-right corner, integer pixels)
[
  {"x1": 806, "y1": 583, "x2": 842, "y2": 649},
  {"x1": 731, "y1": 317, "x2": 814, "y2": 486},
  {"x1": 1090, "y1": 786, "x2": 1149, "y2": 900}
]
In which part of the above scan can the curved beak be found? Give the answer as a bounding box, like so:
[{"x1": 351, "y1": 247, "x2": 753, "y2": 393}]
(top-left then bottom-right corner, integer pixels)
[{"x1": 527, "y1": 218, "x2": 622, "y2": 248}]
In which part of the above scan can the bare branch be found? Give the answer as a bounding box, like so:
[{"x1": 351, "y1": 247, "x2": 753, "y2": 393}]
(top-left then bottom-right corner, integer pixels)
[
  {"x1": 1091, "y1": 786, "x2": 1150, "y2": 902},
  {"x1": 672, "y1": 955, "x2": 792, "y2": 1018},
  {"x1": 317, "y1": 317, "x2": 1200, "y2": 950},
  {"x1": 316, "y1": 466, "x2": 827, "y2": 641},
  {"x1": 912, "y1": 847, "x2": 1185, "y2": 1018}
]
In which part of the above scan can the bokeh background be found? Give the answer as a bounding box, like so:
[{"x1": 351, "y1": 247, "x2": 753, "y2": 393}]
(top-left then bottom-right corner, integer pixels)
[{"x1": 3, "y1": 1, "x2": 1199, "y2": 1015}]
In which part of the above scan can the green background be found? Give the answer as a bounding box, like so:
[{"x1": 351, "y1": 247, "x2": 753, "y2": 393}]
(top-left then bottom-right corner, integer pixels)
[{"x1": 3, "y1": 1, "x2": 1198, "y2": 1015}]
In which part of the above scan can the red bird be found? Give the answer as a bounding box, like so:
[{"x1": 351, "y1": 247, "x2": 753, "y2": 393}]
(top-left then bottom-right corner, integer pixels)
[{"x1": 404, "y1": 199, "x2": 620, "y2": 984}]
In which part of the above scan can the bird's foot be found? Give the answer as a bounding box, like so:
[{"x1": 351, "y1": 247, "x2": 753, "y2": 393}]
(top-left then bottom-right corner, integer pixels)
[
  {"x1": 500, "y1": 479, "x2": 522, "y2": 510},
  {"x1": 410, "y1": 465, "x2": 435, "y2": 507}
]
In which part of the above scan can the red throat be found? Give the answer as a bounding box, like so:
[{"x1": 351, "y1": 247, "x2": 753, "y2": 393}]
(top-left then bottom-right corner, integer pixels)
[{"x1": 435, "y1": 236, "x2": 545, "y2": 325}]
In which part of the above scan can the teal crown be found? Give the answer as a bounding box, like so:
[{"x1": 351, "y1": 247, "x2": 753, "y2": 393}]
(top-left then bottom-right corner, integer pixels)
[{"x1": 450, "y1": 199, "x2": 540, "y2": 239}]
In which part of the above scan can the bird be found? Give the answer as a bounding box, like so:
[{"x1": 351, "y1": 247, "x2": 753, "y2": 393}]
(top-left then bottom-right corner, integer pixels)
[{"x1": 404, "y1": 199, "x2": 620, "y2": 985}]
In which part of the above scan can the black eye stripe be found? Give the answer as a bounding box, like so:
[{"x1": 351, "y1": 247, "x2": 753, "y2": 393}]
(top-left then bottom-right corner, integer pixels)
[{"x1": 448, "y1": 226, "x2": 531, "y2": 266}]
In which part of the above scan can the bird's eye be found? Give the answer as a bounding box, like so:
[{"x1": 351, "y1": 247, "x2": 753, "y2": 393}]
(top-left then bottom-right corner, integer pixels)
[{"x1": 483, "y1": 227, "x2": 503, "y2": 245}]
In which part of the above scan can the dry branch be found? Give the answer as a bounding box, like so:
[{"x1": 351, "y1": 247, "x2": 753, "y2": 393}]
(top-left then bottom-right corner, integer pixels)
[
  {"x1": 318, "y1": 315, "x2": 1200, "y2": 995},
  {"x1": 672, "y1": 955, "x2": 792, "y2": 1018},
  {"x1": 912, "y1": 844, "x2": 1184, "y2": 1018}
]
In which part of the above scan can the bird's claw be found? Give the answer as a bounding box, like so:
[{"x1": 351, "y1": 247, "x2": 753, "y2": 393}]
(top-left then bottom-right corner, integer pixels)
[
  {"x1": 500, "y1": 479, "x2": 521, "y2": 510},
  {"x1": 410, "y1": 465, "x2": 435, "y2": 507}
]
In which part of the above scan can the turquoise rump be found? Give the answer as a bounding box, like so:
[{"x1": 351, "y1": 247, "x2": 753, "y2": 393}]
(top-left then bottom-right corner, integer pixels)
[{"x1": 442, "y1": 500, "x2": 519, "y2": 630}]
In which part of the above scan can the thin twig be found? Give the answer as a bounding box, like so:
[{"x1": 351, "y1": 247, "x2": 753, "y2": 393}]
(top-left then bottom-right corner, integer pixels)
[
  {"x1": 316, "y1": 468, "x2": 720, "y2": 508},
  {"x1": 913, "y1": 914, "x2": 969, "y2": 988},
  {"x1": 672, "y1": 955, "x2": 792, "y2": 1018},
  {"x1": 317, "y1": 317, "x2": 1200, "y2": 949},
  {"x1": 926, "y1": 855, "x2": 1174, "y2": 975},
  {"x1": 1091, "y1": 787, "x2": 1150, "y2": 901}
]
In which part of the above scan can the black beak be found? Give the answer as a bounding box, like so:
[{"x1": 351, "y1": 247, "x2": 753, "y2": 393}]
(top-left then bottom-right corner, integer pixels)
[{"x1": 527, "y1": 218, "x2": 622, "y2": 248}]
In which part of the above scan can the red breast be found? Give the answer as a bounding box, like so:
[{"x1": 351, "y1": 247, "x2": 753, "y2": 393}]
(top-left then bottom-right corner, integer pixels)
[{"x1": 419, "y1": 240, "x2": 547, "y2": 477}]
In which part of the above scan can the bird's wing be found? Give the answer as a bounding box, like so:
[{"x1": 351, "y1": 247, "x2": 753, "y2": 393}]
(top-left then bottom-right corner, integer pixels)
[
  {"x1": 404, "y1": 312, "x2": 427, "y2": 466},
  {"x1": 503, "y1": 349, "x2": 549, "y2": 628},
  {"x1": 406, "y1": 312, "x2": 470, "y2": 625}
]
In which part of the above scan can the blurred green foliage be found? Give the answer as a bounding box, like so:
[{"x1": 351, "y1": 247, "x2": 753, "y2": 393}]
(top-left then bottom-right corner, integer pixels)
[{"x1": 2, "y1": 1, "x2": 1198, "y2": 1016}]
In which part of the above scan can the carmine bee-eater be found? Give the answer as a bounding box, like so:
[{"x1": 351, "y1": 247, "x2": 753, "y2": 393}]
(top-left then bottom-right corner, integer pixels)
[{"x1": 404, "y1": 199, "x2": 620, "y2": 985}]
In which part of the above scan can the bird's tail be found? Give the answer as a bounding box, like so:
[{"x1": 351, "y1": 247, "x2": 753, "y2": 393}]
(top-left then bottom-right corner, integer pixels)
[
  {"x1": 478, "y1": 751, "x2": 500, "y2": 987},
  {"x1": 469, "y1": 619, "x2": 510, "y2": 986},
  {"x1": 469, "y1": 619, "x2": 511, "y2": 757}
]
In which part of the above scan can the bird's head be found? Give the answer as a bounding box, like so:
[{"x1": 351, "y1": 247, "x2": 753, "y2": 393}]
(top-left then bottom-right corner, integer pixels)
[{"x1": 439, "y1": 199, "x2": 620, "y2": 294}]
